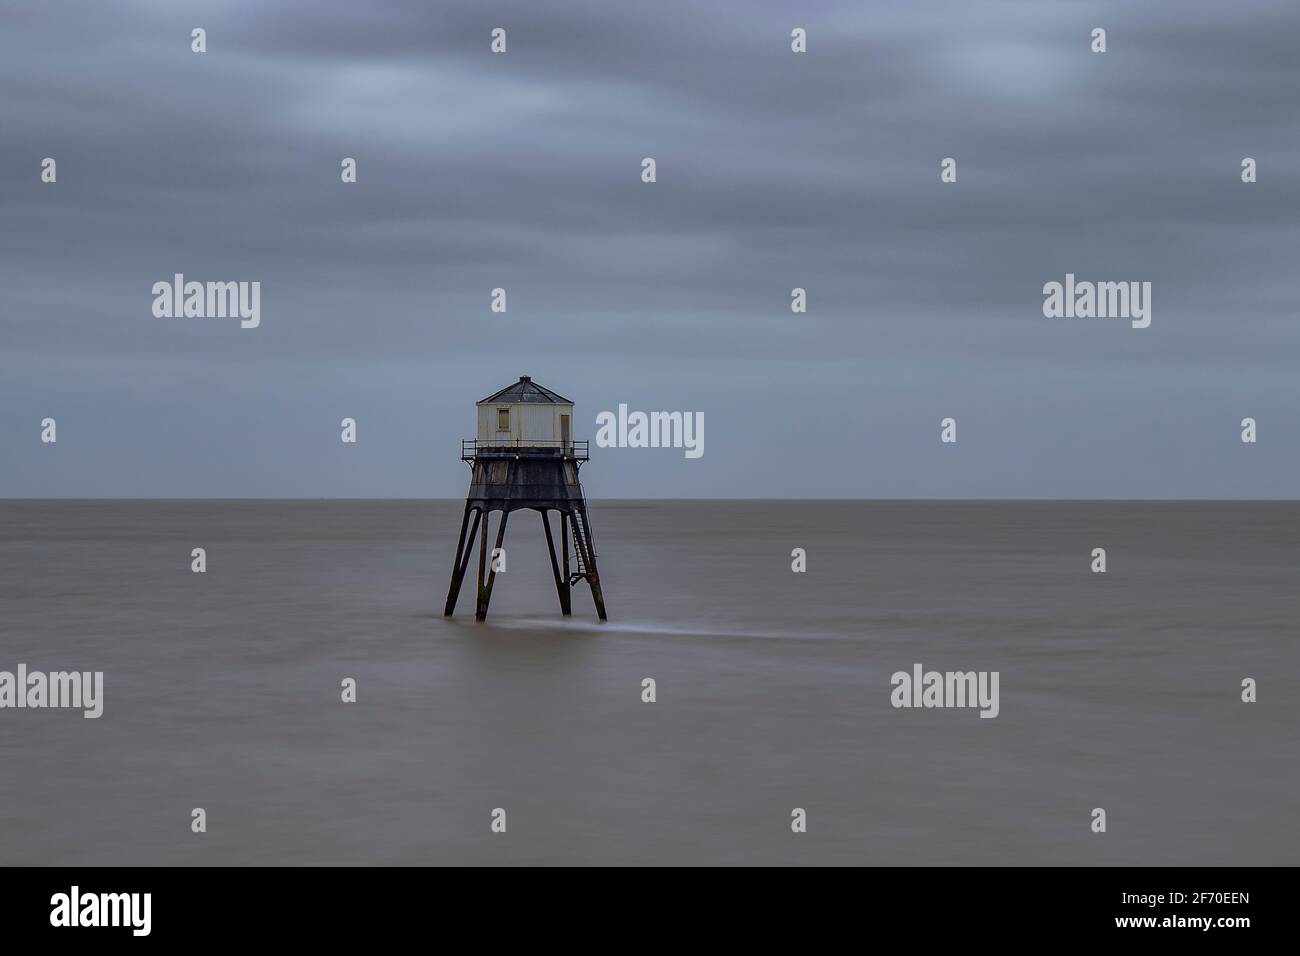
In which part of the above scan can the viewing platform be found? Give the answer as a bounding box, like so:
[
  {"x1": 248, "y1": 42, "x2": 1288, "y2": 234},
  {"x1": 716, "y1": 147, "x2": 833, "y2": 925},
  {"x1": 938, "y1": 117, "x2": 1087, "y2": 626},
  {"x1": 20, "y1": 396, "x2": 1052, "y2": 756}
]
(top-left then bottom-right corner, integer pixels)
[{"x1": 461, "y1": 439, "x2": 589, "y2": 462}]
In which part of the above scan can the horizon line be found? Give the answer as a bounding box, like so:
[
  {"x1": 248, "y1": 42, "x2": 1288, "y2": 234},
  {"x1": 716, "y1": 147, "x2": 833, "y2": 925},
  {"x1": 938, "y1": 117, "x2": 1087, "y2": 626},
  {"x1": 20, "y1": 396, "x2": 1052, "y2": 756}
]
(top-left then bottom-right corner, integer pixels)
[{"x1": 2, "y1": 497, "x2": 1298, "y2": 504}]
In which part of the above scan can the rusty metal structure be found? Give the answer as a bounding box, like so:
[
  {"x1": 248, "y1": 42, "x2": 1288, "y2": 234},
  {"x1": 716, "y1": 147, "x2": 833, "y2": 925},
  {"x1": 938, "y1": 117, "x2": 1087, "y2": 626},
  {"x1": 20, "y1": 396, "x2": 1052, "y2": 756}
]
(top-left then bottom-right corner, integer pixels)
[{"x1": 444, "y1": 377, "x2": 608, "y2": 622}]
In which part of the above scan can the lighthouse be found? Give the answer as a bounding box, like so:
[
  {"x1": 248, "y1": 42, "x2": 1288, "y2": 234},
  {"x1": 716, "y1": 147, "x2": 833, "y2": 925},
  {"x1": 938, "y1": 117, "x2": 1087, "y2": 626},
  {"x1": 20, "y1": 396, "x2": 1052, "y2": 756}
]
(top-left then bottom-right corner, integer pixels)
[{"x1": 444, "y1": 376, "x2": 608, "y2": 622}]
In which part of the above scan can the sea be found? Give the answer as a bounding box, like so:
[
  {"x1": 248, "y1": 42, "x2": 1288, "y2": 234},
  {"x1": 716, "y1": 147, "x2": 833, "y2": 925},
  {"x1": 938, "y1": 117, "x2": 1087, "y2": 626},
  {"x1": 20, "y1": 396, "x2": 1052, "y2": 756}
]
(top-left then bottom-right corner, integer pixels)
[{"x1": 1, "y1": 500, "x2": 1296, "y2": 865}]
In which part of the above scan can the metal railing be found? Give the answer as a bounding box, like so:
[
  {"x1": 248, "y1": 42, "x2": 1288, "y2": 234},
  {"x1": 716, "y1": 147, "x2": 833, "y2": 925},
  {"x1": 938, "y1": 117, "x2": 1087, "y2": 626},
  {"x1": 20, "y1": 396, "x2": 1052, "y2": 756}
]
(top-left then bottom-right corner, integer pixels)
[{"x1": 462, "y1": 438, "x2": 588, "y2": 461}]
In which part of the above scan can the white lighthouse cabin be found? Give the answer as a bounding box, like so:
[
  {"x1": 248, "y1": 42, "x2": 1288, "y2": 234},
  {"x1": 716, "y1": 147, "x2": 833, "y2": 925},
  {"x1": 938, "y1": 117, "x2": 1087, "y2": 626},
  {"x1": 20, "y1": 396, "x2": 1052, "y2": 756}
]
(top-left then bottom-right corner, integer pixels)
[{"x1": 475, "y1": 375, "x2": 575, "y2": 451}]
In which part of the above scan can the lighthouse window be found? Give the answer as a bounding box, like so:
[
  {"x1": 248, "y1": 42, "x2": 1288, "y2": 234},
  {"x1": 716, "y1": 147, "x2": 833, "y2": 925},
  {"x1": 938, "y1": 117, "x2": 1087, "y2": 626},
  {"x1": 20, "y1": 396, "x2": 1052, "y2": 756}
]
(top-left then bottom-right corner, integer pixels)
[{"x1": 497, "y1": 408, "x2": 510, "y2": 431}]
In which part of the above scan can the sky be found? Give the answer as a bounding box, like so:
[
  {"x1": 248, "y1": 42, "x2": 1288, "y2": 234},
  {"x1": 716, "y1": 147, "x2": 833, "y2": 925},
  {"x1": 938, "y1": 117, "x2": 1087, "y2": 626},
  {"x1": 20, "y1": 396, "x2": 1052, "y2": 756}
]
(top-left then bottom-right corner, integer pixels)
[{"x1": 2, "y1": 0, "x2": 1297, "y2": 498}]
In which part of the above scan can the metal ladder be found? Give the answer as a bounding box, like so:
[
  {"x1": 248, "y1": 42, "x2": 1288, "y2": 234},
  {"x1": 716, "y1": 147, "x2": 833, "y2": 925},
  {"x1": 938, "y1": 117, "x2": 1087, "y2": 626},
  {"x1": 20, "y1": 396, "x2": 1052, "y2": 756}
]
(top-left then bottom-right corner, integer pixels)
[{"x1": 568, "y1": 509, "x2": 595, "y2": 583}]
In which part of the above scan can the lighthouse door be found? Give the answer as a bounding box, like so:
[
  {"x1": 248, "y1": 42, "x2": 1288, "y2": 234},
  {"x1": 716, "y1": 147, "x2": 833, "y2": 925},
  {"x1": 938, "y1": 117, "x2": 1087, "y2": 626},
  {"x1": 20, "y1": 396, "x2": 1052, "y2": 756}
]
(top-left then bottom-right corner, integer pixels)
[{"x1": 560, "y1": 414, "x2": 571, "y2": 452}]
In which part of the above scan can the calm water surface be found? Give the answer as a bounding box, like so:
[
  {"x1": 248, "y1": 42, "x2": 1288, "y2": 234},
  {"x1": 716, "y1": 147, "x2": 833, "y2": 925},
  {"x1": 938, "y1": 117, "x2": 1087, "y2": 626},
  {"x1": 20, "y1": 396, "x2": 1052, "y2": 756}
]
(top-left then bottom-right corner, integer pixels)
[{"x1": 0, "y1": 500, "x2": 1296, "y2": 865}]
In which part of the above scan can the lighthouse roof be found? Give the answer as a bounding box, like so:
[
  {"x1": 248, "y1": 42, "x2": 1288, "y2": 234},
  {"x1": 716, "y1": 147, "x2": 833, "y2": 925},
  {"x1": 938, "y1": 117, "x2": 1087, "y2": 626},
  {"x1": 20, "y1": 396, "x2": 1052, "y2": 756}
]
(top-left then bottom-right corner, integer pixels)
[{"x1": 477, "y1": 375, "x2": 572, "y2": 405}]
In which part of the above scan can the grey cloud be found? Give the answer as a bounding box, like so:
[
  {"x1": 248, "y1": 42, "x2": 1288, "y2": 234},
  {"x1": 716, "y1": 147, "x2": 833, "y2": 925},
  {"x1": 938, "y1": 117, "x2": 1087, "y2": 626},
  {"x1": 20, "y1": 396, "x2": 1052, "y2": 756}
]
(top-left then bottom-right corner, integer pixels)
[{"x1": 1, "y1": 0, "x2": 1297, "y2": 497}]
